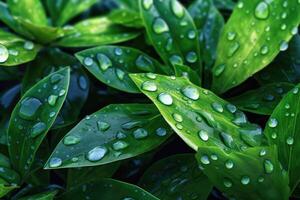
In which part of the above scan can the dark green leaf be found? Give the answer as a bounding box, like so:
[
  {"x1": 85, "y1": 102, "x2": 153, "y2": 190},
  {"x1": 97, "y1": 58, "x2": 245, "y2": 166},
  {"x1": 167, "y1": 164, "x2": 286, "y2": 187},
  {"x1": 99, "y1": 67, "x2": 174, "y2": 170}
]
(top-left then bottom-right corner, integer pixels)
[
  {"x1": 0, "y1": 29, "x2": 41, "y2": 66},
  {"x1": 196, "y1": 145, "x2": 289, "y2": 200},
  {"x1": 8, "y1": 68, "x2": 70, "y2": 177},
  {"x1": 211, "y1": 0, "x2": 300, "y2": 94},
  {"x1": 130, "y1": 73, "x2": 262, "y2": 151},
  {"x1": 59, "y1": 178, "x2": 159, "y2": 200},
  {"x1": 264, "y1": 84, "x2": 300, "y2": 192},
  {"x1": 47, "y1": 0, "x2": 99, "y2": 26},
  {"x1": 0, "y1": 177, "x2": 18, "y2": 198},
  {"x1": 256, "y1": 34, "x2": 300, "y2": 84},
  {"x1": 212, "y1": 0, "x2": 235, "y2": 10},
  {"x1": 229, "y1": 82, "x2": 294, "y2": 115},
  {"x1": 173, "y1": 63, "x2": 201, "y2": 85},
  {"x1": 108, "y1": 9, "x2": 143, "y2": 28},
  {"x1": 56, "y1": 17, "x2": 140, "y2": 47},
  {"x1": 45, "y1": 104, "x2": 172, "y2": 169},
  {"x1": 7, "y1": 0, "x2": 48, "y2": 26},
  {"x1": 139, "y1": 0, "x2": 202, "y2": 75},
  {"x1": 0, "y1": 66, "x2": 20, "y2": 81},
  {"x1": 139, "y1": 154, "x2": 212, "y2": 200},
  {"x1": 19, "y1": 190, "x2": 58, "y2": 200},
  {"x1": 76, "y1": 46, "x2": 171, "y2": 93}
]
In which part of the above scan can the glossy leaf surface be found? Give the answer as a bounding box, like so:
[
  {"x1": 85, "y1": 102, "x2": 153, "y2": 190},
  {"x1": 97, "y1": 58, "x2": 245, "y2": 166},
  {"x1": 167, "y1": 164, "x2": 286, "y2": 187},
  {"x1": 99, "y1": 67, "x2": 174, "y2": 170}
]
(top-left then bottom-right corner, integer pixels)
[
  {"x1": 139, "y1": 154, "x2": 212, "y2": 200},
  {"x1": 8, "y1": 68, "x2": 70, "y2": 177},
  {"x1": 45, "y1": 104, "x2": 172, "y2": 169},
  {"x1": 212, "y1": 0, "x2": 300, "y2": 93}
]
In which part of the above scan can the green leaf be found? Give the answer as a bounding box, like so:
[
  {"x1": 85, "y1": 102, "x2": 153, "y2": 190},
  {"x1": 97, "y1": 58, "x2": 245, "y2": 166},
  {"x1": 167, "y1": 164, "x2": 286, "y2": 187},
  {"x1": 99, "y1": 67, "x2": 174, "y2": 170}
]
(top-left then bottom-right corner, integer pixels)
[
  {"x1": 173, "y1": 63, "x2": 201, "y2": 86},
  {"x1": 196, "y1": 145, "x2": 289, "y2": 200},
  {"x1": 19, "y1": 190, "x2": 58, "y2": 200},
  {"x1": 67, "y1": 162, "x2": 120, "y2": 190},
  {"x1": 264, "y1": 84, "x2": 300, "y2": 192},
  {"x1": 256, "y1": 34, "x2": 300, "y2": 84},
  {"x1": 229, "y1": 82, "x2": 294, "y2": 115},
  {"x1": 0, "y1": 29, "x2": 41, "y2": 66},
  {"x1": 47, "y1": 0, "x2": 99, "y2": 26},
  {"x1": 130, "y1": 73, "x2": 263, "y2": 151},
  {"x1": 139, "y1": 154, "x2": 212, "y2": 200},
  {"x1": 8, "y1": 68, "x2": 70, "y2": 177},
  {"x1": 188, "y1": 0, "x2": 224, "y2": 68},
  {"x1": 0, "y1": 167, "x2": 20, "y2": 185},
  {"x1": 59, "y1": 178, "x2": 159, "y2": 200},
  {"x1": 45, "y1": 104, "x2": 172, "y2": 169},
  {"x1": 0, "y1": 177, "x2": 18, "y2": 198},
  {"x1": 22, "y1": 49, "x2": 89, "y2": 129},
  {"x1": 56, "y1": 17, "x2": 140, "y2": 47},
  {"x1": 76, "y1": 46, "x2": 171, "y2": 93},
  {"x1": 108, "y1": 9, "x2": 143, "y2": 28},
  {"x1": 212, "y1": 0, "x2": 235, "y2": 10},
  {"x1": 139, "y1": 0, "x2": 202, "y2": 75},
  {"x1": 7, "y1": 0, "x2": 48, "y2": 26},
  {"x1": 211, "y1": 0, "x2": 300, "y2": 94}
]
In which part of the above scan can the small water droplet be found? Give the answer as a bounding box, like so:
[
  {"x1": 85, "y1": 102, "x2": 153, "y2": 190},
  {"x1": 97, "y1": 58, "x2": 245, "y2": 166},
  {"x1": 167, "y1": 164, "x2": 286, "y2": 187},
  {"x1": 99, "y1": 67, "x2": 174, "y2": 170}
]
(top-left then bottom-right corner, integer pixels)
[
  {"x1": 116, "y1": 68, "x2": 126, "y2": 80},
  {"x1": 259, "y1": 149, "x2": 267, "y2": 156},
  {"x1": 48, "y1": 95, "x2": 58, "y2": 106},
  {"x1": 169, "y1": 55, "x2": 183, "y2": 65},
  {"x1": 200, "y1": 155, "x2": 210, "y2": 165},
  {"x1": 78, "y1": 75, "x2": 88, "y2": 90},
  {"x1": 165, "y1": 38, "x2": 173, "y2": 51},
  {"x1": 198, "y1": 130, "x2": 209, "y2": 141},
  {"x1": 260, "y1": 45, "x2": 269, "y2": 55},
  {"x1": 49, "y1": 157, "x2": 62, "y2": 168},
  {"x1": 224, "y1": 178, "x2": 233, "y2": 188},
  {"x1": 268, "y1": 118, "x2": 278, "y2": 128},
  {"x1": 173, "y1": 113, "x2": 183, "y2": 122},
  {"x1": 156, "y1": 127, "x2": 167, "y2": 136},
  {"x1": 31, "y1": 122, "x2": 46, "y2": 138},
  {"x1": 186, "y1": 51, "x2": 198, "y2": 63},
  {"x1": 136, "y1": 55, "x2": 154, "y2": 71},
  {"x1": 83, "y1": 57, "x2": 93, "y2": 66},
  {"x1": 63, "y1": 135, "x2": 81, "y2": 145},
  {"x1": 254, "y1": 2, "x2": 269, "y2": 20},
  {"x1": 142, "y1": 0, "x2": 153, "y2": 10},
  {"x1": 213, "y1": 64, "x2": 225, "y2": 77},
  {"x1": 142, "y1": 81, "x2": 157, "y2": 92},
  {"x1": 227, "y1": 32, "x2": 236, "y2": 41},
  {"x1": 212, "y1": 102, "x2": 223, "y2": 113},
  {"x1": 286, "y1": 136, "x2": 294, "y2": 145},
  {"x1": 241, "y1": 176, "x2": 250, "y2": 185},
  {"x1": 24, "y1": 41, "x2": 34, "y2": 50},
  {"x1": 226, "y1": 104, "x2": 237, "y2": 113},
  {"x1": 227, "y1": 42, "x2": 240, "y2": 57},
  {"x1": 153, "y1": 18, "x2": 169, "y2": 34},
  {"x1": 264, "y1": 160, "x2": 274, "y2": 174},
  {"x1": 97, "y1": 54, "x2": 112, "y2": 71},
  {"x1": 87, "y1": 146, "x2": 107, "y2": 162},
  {"x1": 133, "y1": 128, "x2": 148, "y2": 139},
  {"x1": 225, "y1": 160, "x2": 234, "y2": 169},
  {"x1": 114, "y1": 48, "x2": 123, "y2": 56},
  {"x1": 181, "y1": 86, "x2": 199, "y2": 100},
  {"x1": 59, "y1": 89, "x2": 66, "y2": 96},
  {"x1": 146, "y1": 73, "x2": 157, "y2": 80},
  {"x1": 188, "y1": 30, "x2": 196, "y2": 39},
  {"x1": 279, "y1": 41, "x2": 288, "y2": 51},
  {"x1": 158, "y1": 93, "x2": 173, "y2": 105},
  {"x1": 50, "y1": 74, "x2": 63, "y2": 84},
  {"x1": 97, "y1": 121, "x2": 110, "y2": 131},
  {"x1": 112, "y1": 140, "x2": 129, "y2": 150}
]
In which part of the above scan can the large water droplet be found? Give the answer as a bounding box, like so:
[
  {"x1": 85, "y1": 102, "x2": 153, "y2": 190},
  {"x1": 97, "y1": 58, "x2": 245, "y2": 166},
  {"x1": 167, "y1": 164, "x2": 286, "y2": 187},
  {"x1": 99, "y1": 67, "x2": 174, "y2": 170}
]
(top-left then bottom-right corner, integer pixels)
[
  {"x1": 112, "y1": 140, "x2": 129, "y2": 150},
  {"x1": 198, "y1": 130, "x2": 209, "y2": 141},
  {"x1": 241, "y1": 176, "x2": 250, "y2": 185},
  {"x1": 19, "y1": 97, "x2": 42, "y2": 120},
  {"x1": 213, "y1": 64, "x2": 225, "y2": 77},
  {"x1": 24, "y1": 41, "x2": 34, "y2": 50},
  {"x1": 63, "y1": 135, "x2": 81, "y2": 145},
  {"x1": 227, "y1": 42, "x2": 239, "y2": 57},
  {"x1": 200, "y1": 155, "x2": 210, "y2": 165},
  {"x1": 169, "y1": 55, "x2": 183, "y2": 65},
  {"x1": 181, "y1": 86, "x2": 199, "y2": 100},
  {"x1": 116, "y1": 68, "x2": 126, "y2": 80},
  {"x1": 286, "y1": 136, "x2": 294, "y2": 145},
  {"x1": 153, "y1": 18, "x2": 169, "y2": 34},
  {"x1": 136, "y1": 55, "x2": 154, "y2": 71},
  {"x1": 31, "y1": 122, "x2": 46, "y2": 138},
  {"x1": 254, "y1": 2, "x2": 269, "y2": 20},
  {"x1": 158, "y1": 93, "x2": 173, "y2": 105},
  {"x1": 142, "y1": 81, "x2": 157, "y2": 92},
  {"x1": 97, "y1": 53, "x2": 112, "y2": 71},
  {"x1": 142, "y1": 0, "x2": 153, "y2": 10},
  {"x1": 49, "y1": 157, "x2": 62, "y2": 168},
  {"x1": 87, "y1": 146, "x2": 107, "y2": 162},
  {"x1": 171, "y1": 0, "x2": 184, "y2": 18},
  {"x1": 156, "y1": 127, "x2": 167, "y2": 136},
  {"x1": 279, "y1": 41, "x2": 289, "y2": 51},
  {"x1": 0, "y1": 44, "x2": 9, "y2": 63},
  {"x1": 133, "y1": 128, "x2": 148, "y2": 139},
  {"x1": 225, "y1": 160, "x2": 234, "y2": 169},
  {"x1": 212, "y1": 102, "x2": 223, "y2": 113},
  {"x1": 48, "y1": 95, "x2": 58, "y2": 106},
  {"x1": 268, "y1": 118, "x2": 278, "y2": 128},
  {"x1": 264, "y1": 159, "x2": 274, "y2": 174},
  {"x1": 83, "y1": 57, "x2": 93, "y2": 66},
  {"x1": 186, "y1": 52, "x2": 198, "y2": 63}
]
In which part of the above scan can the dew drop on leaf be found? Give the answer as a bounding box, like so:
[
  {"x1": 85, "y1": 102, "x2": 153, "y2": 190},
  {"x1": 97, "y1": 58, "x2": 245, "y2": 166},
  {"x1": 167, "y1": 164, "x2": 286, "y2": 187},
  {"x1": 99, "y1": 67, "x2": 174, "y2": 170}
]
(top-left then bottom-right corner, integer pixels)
[
  {"x1": 133, "y1": 128, "x2": 148, "y2": 139},
  {"x1": 142, "y1": 0, "x2": 153, "y2": 10},
  {"x1": 213, "y1": 64, "x2": 226, "y2": 77},
  {"x1": 181, "y1": 86, "x2": 199, "y2": 100},
  {"x1": 225, "y1": 160, "x2": 234, "y2": 169},
  {"x1": 97, "y1": 53, "x2": 112, "y2": 71},
  {"x1": 0, "y1": 44, "x2": 9, "y2": 63},
  {"x1": 169, "y1": 55, "x2": 183, "y2": 65},
  {"x1": 86, "y1": 146, "x2": 108, "y2": 162},
  {"x1": 135, "y1": 55, "x2": 154, "y2": 71},
  {"x1": 153, "y1": 18, "x2": 169, "y2": 34},
  {"x1": 212, "y1": 102, "x2": 224, "y2": 113},
  {"x1": 254, "y1": 2, "x2": 270, "y2": 20},
  {"x1": 49, "y1": 157, "x2": 62, "y2": 168},
  {"x1": 48, "y1": 95, "x2": 58, "y2": 106},
  {"x1": 224, "y1": 178, "x2": 233, "y2": 188},
  {"x1": 141, "y1": 81, "x2": 157, "y2": 92},
  {"x1": 158, "y1": 93, "x2": 173, "y2": 105},
  {"x1": 30, "y1": 122, "x2": 46, "y2": 138},
  {"x1": 185, "y1": 51, "x2": 198, "y2": 63},
  {"x1": 83, "y1": 57, "x2": 93, "y2": 66},
  {"x1": 286, "y1": 136, "x2": 294, "y2": 145},
  {"x1": 112, "y1": 140, "x2": 129, "y2": 150},
  {"x1": 170, "y1": 0, "x2": 184, "y2": 18},
  {"x1": 198, "y1": 130, "x2": 209, "y2": 141},
  {"x1": 241, "y1": 176, "x2": 250, "y2": 185},
  {"x1": 200, "y1": 155, "x2": 210, "y2": 165},
  {"x1": 156, "y1": 127, "x2": 167, "y2": 137},
  {"x1": 172, "y1": 113, "x2": 183, "y2": 122},
  {"x1": 19, "y1": 97, "x2": 42, "y2": 120},
  {"x1": 268, "y1": 118, "x2": 278, "y2": 128},
  {"x1": 97, "y1": 121, "x2": 110, "y2": 131},
  {"x1": 23, "y1": 41, "x2": 34, "y2": 50},
  {"x1": 116, "y1": 68, "x2": 126, "y2": 80},
  {"x1": 63, "y1": 135, "x2": 81, "y2": 146},
  {"x1": 264, "y1": 160, "x2": 274, "y2": 174}
]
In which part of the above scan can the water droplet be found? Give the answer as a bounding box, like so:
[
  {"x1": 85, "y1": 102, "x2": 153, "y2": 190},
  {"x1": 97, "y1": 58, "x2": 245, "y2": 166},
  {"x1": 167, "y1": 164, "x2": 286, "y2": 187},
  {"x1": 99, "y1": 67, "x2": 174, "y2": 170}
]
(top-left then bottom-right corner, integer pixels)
[
  {"x1": 293, "y1": 87, "x2": 299, "y2": 94},
  {"x1": 87, "y1": 146, "x2": 107, "y2": 162},
  {"x1": 142, "y1": 81, "x2": 157, "y2": 92},
  {"x1": 49, "y1": 112, "x2": 56, "y2": 118},
  {"x1": 48, "y1": 95, "x2": 58, "y2": 106},
  {"x1": 254, "y1": 2, "x2": 269, "y2": 20},
  {"x1": 24, "y1": 41, "x2": 34, "y2": 50},
  {"x1": 188, "y1": 30, "x2": 196, "y2": 39},
  {"x1": 114, "y1": 48, "x2": 123, "y2": 56},
  {"x1": 31, "y1": 122, "x2": 46, "y2": 138},
  {"x1": 227, "y1": 42, "x2": 240, "y2": 57},
  {"x1": 0, "y1": 44, "x2": 9, "y2": 63},
  {"x1": 211, "y1": 154, "x2": 218, "y2": 160},
  {"x1": 146, "y1": 73, "x2": 157, "y2": 80},
  {"x1": 200, "y1": 155, "x2": 210, "y2": 165},
  {"x1": 19, "y1": 97, "x2": 42, "y2": 120},
  {"x1": 220, "y1": 132, "x2": 234, "y2": 148},
  {"x1": 78, "y1": 75, "x2": 88, "y2": 90},
  {"x1": 165, "y1": 38, "x2": 173, "y2": 51},
  {"x1": 153, "y1": 18, "x2": 169, "y2": 34},
  {"x1": 186, "y1": 52, "x2": 198, "y2": 63},
  {"x1": 226, "y1": 104, "x2": 237, "y2": 113},
  {"x1": 63, "y1": 135, "x2": 81, "y2": 145},
  {"x1": 50, "y1": 74, "x2": 63, "y2": 84},
  {"x1": 212, "y1": 102, "x2": 223, "y2": 113},
  {"x1": 198, "y1": 130, "x2": 209, "y2": 141},
  {"x1": 213, "y1": 64, "x2": 225, "y2": 77},
  {"x1": 258, "y1": 176, "x2": 264, "y2": 183},
  {"x1": 259, "y1": 149, "x2": 267, "y2": 156},
  {"x1": 83, "y1": 57, "x2": 93, "y2": 66},
  {"x1": 158, "y1": 93, "x2": 173, "y2": 105},
  {"x1": 181, "y1": 86, "x2": 199, "y2": 100},
  {"x1": 142, "y1": 0, "x2": 153, "y2": 10},
  {"x1": 97, "y1": 121, "x2": 110, "y2": 131},
  {"x1": 169, "y1": 55, "x2": 183, "y2": 65},
  {"x1": 97, "y1": 54, "x2": 112, "y2": 71},
  {"x1": 260, "y1": 45, "x2": 269, "y2": 55},
  {"x1": 225, "y1": 160, "x2": 234, "y2": 169},
  {"x1": 227, "y1": 32, "x2": 236, "y2": 41},
  {"x1": 173, "y1": 113, "x2": 183, "y2": 122},
  {"x1": 170, "y1": 0, "x2": 184, "y2": 18},
  {"x1": 241, "y1": 176, "x2": 250, "y2": 185},
  {"x1": 116, "y1": 68, "x2": 126, "y2": 80},
  {"x1": 136, "y1": 55, "x2": 154, "y2": 71},
  {"x1": 286, "y1": 136, "x2": 294, "y2": 145},
  {"x1": 279, "y1": 41, "x2": 288, "y2": 51},
  {"x1": 224, "y1": 178, "x2": 233, "y2": 188},
  {"x1": 122, "y1": 121, "x2": 141, "y2": 130},
  {"x1": 264, "y1": 160, "x2": 274, "y2": 174},
  {"x1": 59, "y1": 89, "x2": 66, "y2": 96},
  {"x1": 281, "y1": 24, "x2": 287, "y2": 30},
  {"x1": 133, "y1": 128, "x2": 148, "y2": 139},
  {"x1": 268, "y1": 118, "x2": 278, "y2": 128},
  {"x1": 237, "y1": 2, "x2": 244, "y2": 8},
  {"x1": 291, "y1": 27, "x2": 298, "y2": 35},
  {"x1": 49, "y1": 157, "x2": 62, "y2": 168},
  {"x1": 263, "y1": 94, "x2": 274, "y2": 101},
  {"x1": 112, "y1": 140, "x2": 129, "y2": 150},
  {"x1": 156, "y1": 127, "x2": 167, "y2": 136}
]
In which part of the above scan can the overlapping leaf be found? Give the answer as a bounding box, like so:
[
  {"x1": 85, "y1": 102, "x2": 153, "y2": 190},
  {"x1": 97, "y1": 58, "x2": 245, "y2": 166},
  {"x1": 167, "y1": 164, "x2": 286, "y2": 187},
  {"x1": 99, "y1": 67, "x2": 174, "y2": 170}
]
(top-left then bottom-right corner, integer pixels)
[
  {"x1": 45, "y1": 104, "x2": 172, "y2": 169},
  {"x1": 139, "y1": 154, "x2": 212, "y2": 200},
  {"x1": 19, "y1": 190, "x2": 58, "y2": 200},
  {"x1": 212, "y1": 0, "x2": 300, "y2": 93},
  {"x1": 8, "y1": 68, "x2": 70, "y2": 177}
]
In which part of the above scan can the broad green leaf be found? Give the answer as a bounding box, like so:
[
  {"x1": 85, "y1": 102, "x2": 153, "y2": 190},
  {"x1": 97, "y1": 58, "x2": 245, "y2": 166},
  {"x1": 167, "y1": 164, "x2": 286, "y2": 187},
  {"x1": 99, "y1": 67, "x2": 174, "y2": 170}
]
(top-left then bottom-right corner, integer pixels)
[
  {"x1": 211, "y1": 0, "x2": 300, "y2": 94},
  {"x1": 0, "y1": 153, "x2": 10, "y2": 168},
  {"x1": 256, "y1": 34, "x2": 300, "y2": 84},
  {"x1": 22, "y1": 49, "x2": 89, "y2": 129},
  {"x1": 45, "y1": 104, "x2": 172, "y2": 169},
  {"x1": 173, "y1": 63, "x2": 201, "y2": 86},
  {"x1": 8, "y1": 68, "x2": 70, "y2": 177},
  {"x1": 116, "y1": 0, "x2": 140, "y2": 11},
  {"x1": 59, "y1": 178, "x2": 159, "y2": 200},
  {"x1": 139, "y1": 0, "x2": 202, "y2": 75},
  {"x1": 0, "y1": 29, "x2": 41, "y2": 66},
  {"x1": 7, "y1": 0, "x2": 48, "y2": 26},
  {"x1": 130, "y1": 74, "x2": 263, "y2": 151},
  {"x1": 67, "y1": 162, "x2": 120, "y2": 190},
  {"x1": 0, "y1": 167, "x2": 20, "y2": 185},
  {"x1": 196, "y1": 145, "x2": 289, "y2": 200},
  {"x1": 19, "y1": 190, "x2": 58, "y2": 200},
  {"x1": 14, "y1": 18, "x2": 64, "y2": 44},
  {"x1": 212, "y1": 0, "x2": 235, "y2": 10},
  {"x1": 0, "y1": 177, "x2": 18, "y2": 198},
  {"x1": 108, "y1": 9, "x2": 143, "y2": 28},
  {"x1": 76, "y1": 46, "x2": 171, "y2": 93},
  {"x1": 264, "y1": 84, "x2": 300, "y2": 192},
  {"x1": 47, "y1": 0, "x2": 99, "y2": 26},
  {"x1": 229, "y1": 82, "x2": 294, "y2": 115},
  {"x1": 56, "y1": 17, "x2": 140, "y2": 47},
  {"x1": 188, "y1": 0, "x2": 225, "y2": 68},
  {"x1": 139, "y1": 154, "x2": 212, "y2": 200}
]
